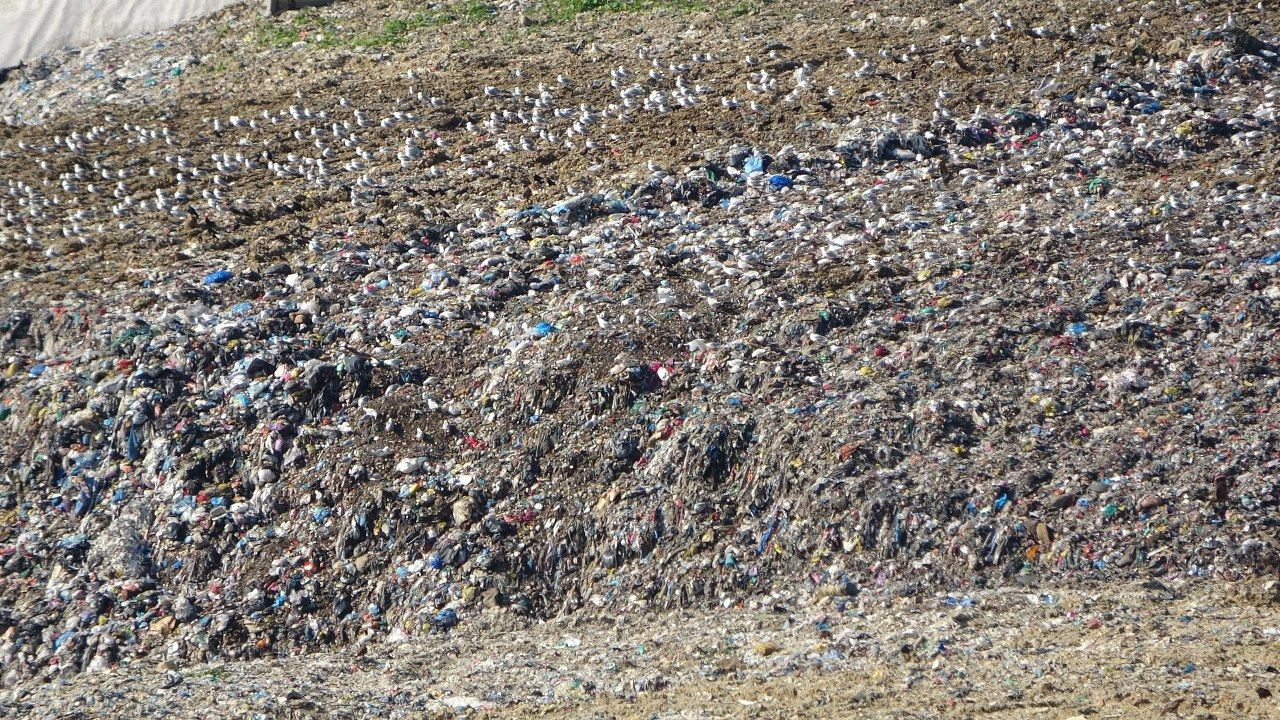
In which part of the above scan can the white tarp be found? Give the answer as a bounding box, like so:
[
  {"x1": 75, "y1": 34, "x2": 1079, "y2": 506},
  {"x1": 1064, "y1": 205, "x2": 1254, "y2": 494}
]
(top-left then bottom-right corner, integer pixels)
[{"x1": 0, "y1": 0, "x2": 243, "y2": 67}]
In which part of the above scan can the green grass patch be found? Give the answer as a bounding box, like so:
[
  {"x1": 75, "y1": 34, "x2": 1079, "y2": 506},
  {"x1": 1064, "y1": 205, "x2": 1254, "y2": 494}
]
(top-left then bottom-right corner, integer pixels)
[
  {"x1": 256, "y1": 7, "x2": 335, "y2": 47},
  {"x1": 291, "y1": 8, "x2": 320, "y2": 27},
  {"x1": 458, "y1": 0, "x2": 496, "y2": 23},
  {"x1": 718, "y1": 0, "x2": 758, "y2": 19},
  {"x1": 537, "y1": 0, "x2": 707, "y2": 23},
  {"x1": 256, "y1": 3, "x2": 494, "y2": 50},
  {"x1": 354, "y1": 2, "x2": 495, "y2": 47},
  {"x1": 197, "y1": 61, "x2": 230, "y2": 75},
  {"x1": 257, "y1": 24, "x2": 301, "y2": 48}
]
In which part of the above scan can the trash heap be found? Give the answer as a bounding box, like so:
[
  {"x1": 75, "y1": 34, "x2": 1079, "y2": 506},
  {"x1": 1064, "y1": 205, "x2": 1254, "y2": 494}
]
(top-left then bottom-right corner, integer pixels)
[{"x1": 1, "y1": 2, "x2": 1280, "y2": 689}]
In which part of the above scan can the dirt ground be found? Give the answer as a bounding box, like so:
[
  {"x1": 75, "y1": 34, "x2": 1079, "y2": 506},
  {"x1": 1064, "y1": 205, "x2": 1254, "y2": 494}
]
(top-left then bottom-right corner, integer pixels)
[
  {"x1": 2, "y1": 0, "x2": 1271, "y2": 300},
  {"x1": 6, "y1": 580, "x2": 1278, "y2": 718}
]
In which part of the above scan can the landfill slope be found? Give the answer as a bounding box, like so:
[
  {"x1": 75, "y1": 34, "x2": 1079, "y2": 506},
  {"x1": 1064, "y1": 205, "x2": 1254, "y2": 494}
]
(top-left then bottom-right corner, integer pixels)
[{"x1": 1, "y1": 0, "x2": 1279, "y2": 714}]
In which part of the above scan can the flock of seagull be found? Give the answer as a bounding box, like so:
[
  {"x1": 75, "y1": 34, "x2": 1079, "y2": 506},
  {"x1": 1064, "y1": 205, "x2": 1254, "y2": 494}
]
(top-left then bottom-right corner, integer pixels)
[
  {"x1": 0, "y1": 5, "x2": 1271, "y2": 276},
  {"x1": 0, "y1": 6, "x2": 1069, "y2": 261}
]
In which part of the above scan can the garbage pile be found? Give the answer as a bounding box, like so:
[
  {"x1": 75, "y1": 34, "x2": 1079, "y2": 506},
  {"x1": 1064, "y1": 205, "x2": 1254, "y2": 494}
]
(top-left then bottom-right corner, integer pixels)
[{"x1": 1, "y1": 1, "x2": 1280, "y2": 689}]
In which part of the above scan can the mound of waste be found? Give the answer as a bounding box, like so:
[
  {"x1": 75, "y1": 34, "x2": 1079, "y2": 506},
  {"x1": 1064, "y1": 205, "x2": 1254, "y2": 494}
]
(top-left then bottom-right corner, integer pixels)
[{"x1": 2, "y1": 7, "x2": 1280, "y2": 687}]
